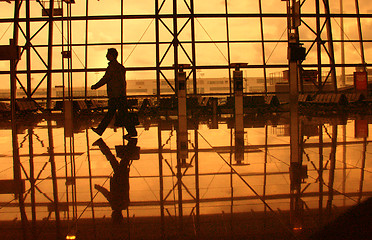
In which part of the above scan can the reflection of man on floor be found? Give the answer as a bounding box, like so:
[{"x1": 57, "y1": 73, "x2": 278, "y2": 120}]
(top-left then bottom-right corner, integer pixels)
[
  {"x1": 93, "y1": 137, "x2": 138, "y2": 223},
  {"x1": 91, "y1": 48, "x2": 137, "y2": 138}
]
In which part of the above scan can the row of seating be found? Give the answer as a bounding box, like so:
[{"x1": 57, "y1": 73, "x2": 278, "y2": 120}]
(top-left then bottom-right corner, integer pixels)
[
  {"x1": 1, "y1": 93, "x2": 370, "y2": 117},
  {"x1": 298, "y1": 92, "x2": 366, "y2": 105}
]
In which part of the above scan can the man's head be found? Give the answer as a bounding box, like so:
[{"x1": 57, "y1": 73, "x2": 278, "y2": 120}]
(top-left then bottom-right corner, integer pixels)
[{"x1": 106, "y1": 48, "x2": 118, "y2": 61}]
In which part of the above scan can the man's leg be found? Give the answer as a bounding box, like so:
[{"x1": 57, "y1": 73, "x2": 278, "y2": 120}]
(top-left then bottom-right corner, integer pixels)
[
  {"x1": 93, "y1": 98, "x2": 118, "y2": 135},
  {"x1": 125, "y1": 118, "x2": 137, "y2": 137},
  {"x1": 117, "y1": 98, "x2": 137, "y2": 137},
  {"x1": 93, "y1": 138, "x2": 120, "y2": 172}
]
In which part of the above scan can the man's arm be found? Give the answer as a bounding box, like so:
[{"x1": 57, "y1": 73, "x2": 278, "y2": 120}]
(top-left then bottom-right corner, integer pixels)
[
  {"x1": 95, "y1": 184, "x2": 111, "y2": 201},
  {"x1": 91, "y1": 67, "x2": 111, "y2": 89}
]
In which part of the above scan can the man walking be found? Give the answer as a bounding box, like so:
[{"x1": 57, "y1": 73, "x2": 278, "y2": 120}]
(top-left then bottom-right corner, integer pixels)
[{"x1": 91, "y1": 48, "x2": 137, "y2": 137}]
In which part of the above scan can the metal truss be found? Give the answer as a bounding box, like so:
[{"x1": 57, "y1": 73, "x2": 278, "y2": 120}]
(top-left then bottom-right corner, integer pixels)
[{"x1": 1, "y1": 0, "x2": 371, "y2": 106}]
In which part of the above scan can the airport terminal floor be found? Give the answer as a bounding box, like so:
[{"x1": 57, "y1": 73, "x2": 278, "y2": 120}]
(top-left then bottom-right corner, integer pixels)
[{"x1": 0, "y1": 111, "x2": 371, "y2": 240}]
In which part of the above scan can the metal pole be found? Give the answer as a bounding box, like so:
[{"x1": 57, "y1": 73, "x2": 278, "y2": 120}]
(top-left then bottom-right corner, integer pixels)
[
  {"x1": 340, "y1": 0, "x2": 345, "y2": 86},
  {"x1": 26, "y1": 0, "x2": 32, "y2": 98},
  {"x1": 47, "y1": 118, "x2": 62, "y2": 239},
  {"x1": 258, "y1": 0, "x2": 268, "y2": 94},
  {"x1": 173, "y1": 0, "x2": 179, "y2": 92},
  {"x1": 194, "y1": 130, "x2": 200, "y2": 238},
  {"x1": 155, "y1": 0, "x2": 161, "y2": 101},
  {"x1": 68, "y1": 3, "x2": 73, "y2": 100},
  {"x1": 355, "y1": 0, "x2": 367, "y2": 71},
  {"x1": 28, "y1": 128, "x2": 37, "y2": 238},
  {"x1": 316, "y1": 0, "x2": 322, "y2": 90},
  {"x1": 47, "y1": 0, "x2": 55, "y2": 109},
  {"x1": 358, "y1": 137, "x2": 367, "y2": 203},
  {"x1": 11, "y1": 0, "x2": 20, "y2": 200},
  {"x1": 324, "y1": 0, "x2": 338, "y2": 92},
  {"x1": 263, "y1": 125, "x2": 268, "y2": 231},
  {"x1": 157, "y1": 123, "x2": 165, "y2": 238},
  {"x1": 342, "y1": 125, "x2": 346, "y2": 207},
  {"x1": 288, "y1": 0, "x2": 300, "y2": 164},
  {"x1": 190, "y1": 0, "x2": 197, "y2": 95},
  {"x1": 224, "y1": 0, "x2": 232, "y2": 95},
  {"x1": 318, "y1": 124, "x2": 324, "y2": 227},
  {"x1": 121, "y1": 0, "x2": 124, "y2": 64},
  {"x1": 326, "y1": 125, "x2": 337, "y2": 219},
  {"x1": 229, "y1": 128, "x2": 234, "y2": 237},
  {"x1": 85, "y1": 130, "x2": 97, "y2": 237},
  {"x1": 10, "y1": 2, "x2": 28, "y2": 232},
  {"x1": 84, "y1": 0, "x2": 89, "y2": 98}
]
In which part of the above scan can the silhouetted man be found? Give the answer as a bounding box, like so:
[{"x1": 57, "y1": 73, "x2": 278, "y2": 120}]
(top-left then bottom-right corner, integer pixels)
[
  {"x1": 93, "y1": 137, "x2": 138, "y2": 224},
  {"x1": 91, "y1": 48, "x2": 137, "y2": 138}
]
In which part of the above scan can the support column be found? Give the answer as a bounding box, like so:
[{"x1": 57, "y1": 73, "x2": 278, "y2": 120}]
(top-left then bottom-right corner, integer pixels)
[
  {"x1": 177, "y1": 65, "x2": 189, "y2": 161},
  {"x1": 47, "y1": 0, "x2": 55, "y2": 109},
  {"x1": 157, "y1": 122, "x2": 165, "y2": 238},
  {"x1": 231, "y1": 63, "x2": 247, "y2": 164},
  {"x1": 176, "y1": 65, "x2": 189, "y2": 230},
  {"x1": 26, "y1": 0, "x2": 32, "y2": 98},
  {"x1": 47, "y1": 118, "x2": 61, "y2": 239},
  {"x1": 287, "y1": 0, "x2": 306, "y2": 234}
]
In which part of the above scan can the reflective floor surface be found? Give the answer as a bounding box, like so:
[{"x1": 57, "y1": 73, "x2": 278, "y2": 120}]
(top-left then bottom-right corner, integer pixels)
[{"x1": 0, "y1": 112, "x2": 372, "y2": 239}]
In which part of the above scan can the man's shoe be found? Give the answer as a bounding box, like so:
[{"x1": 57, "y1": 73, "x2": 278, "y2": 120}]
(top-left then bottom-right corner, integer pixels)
[
  {"x1": 91, "y1": 127, "x2": 103, "y2": 136},
  {"x1": 124, "y1": 133, "x2": 137, "y2": 139}
]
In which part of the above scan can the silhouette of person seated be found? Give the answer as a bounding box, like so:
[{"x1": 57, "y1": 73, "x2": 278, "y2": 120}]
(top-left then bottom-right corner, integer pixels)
[{"x1": 93, "y1": 137, "x2": 138, "y2": 224}]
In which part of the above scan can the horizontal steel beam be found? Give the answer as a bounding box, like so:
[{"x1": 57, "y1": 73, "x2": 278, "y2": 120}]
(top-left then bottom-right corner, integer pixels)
[{"x1": 2, "y1": 13, "x2": 372, "y2": 23}]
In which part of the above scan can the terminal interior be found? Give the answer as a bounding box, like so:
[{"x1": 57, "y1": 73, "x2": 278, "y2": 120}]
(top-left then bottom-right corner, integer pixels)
[{"x1": 1, "y1": 0, "x2": 372, "y2": 239}]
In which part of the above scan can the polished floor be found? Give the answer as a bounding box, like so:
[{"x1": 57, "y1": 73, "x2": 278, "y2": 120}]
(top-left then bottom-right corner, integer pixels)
[{"x1": 0, "y1": 112, "x2": 371, "y2": 239}]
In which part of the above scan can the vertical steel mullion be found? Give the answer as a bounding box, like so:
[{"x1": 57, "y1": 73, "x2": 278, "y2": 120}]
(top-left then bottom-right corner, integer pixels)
[
  {"x1": 28, "y1": 128, "x2": 37, "y2": 238},
  {"x1": 229, "y1": 128, "x2": 234, "y2": 235},
  {"x1": 63, "y1": 122, "x2": 70, "y2": 221},
  {"x1": 342, "y1": 125, "x2": 347, "y2": 207},
  {"x1": 66, "y1": 3, "x2": 71, "y2": 99},
  {"x1": 67, "y1": 3, "x2": 71, "y2": 99},
  {"x1": 224, "y1": 0, "x2": 232, "y2": 95},
  {"x1": 258, "y1": 0, "x2": 268, "y2": 94},
  {"x1": 323, "y1": 0, "x2": 337, "y2": 92},
  {"x1": 316, "y1": 0, "x2": 322, "y2": 91},
  {"x1": 326, "y1": 125, "x2": 337, "y2": 219},
  {"x1": 26, "y1": 0, "x2": 31, "y2": 98},
  {"x1": 11, "y1": 0, "x2": 20, "y2": 188},
  {"x1": 158, "y1": 124, "x2": 165, "y2": 238},
  {"x1": 355, "y1": 0, "x2": 366, "y2": 71},
  {"x1": 190, "y1": 0, "x2": 197, "y2": 95},
  {"x1": 11, "y1": 2, "x2": 26, "y2": 232},
  {"x1": 69, "y1": 4, "x2": 73, "y2": 100},
  {"x1": 263, "y1": 125, "x2": 268, "y2": 226},
  {"x1": 173, "y1": 0, "x2": 179, "y2": 92},
  {"x1": 70, "y1": 136, "x2": 77, "y2": 220},
  {"x1": 340, "y1": 0, "x2": 345, "y2": 86},
  {"x1": 84, "y1": 0, "x2": 89, "y2": 99},
  {"x1": 48, "y1": 118, "x2": 61, "y2": 239},
  {"x1": 318, "y1": 124, "x2": 324, "y2": 227},
  {"x1": 85, "y1": 130, "x2": 97, "y2": 236},
  {"x1": 358, "y1": 137, "x2": 367, "y2": 203},
  {"x1": 47, "y1": 0, "x2": 55, "y2": 109},
  {"x1": 172, "y1": 0, "x2": 183, "y2": 227},
  {"x1": 11, "y1": 0, "x2": 19, "y2": 130},
  {"x1": 61, "y1": 2, "x2": 66, "y2": 101},
  {"x1": 194, "y1": 130, "x2": 200, "y2": 237},
  {"x1": 156, "y1": 1, "x2": 161, "y2": 101},
  {"x1": 121, "y1": 0, "x2": 124, "y2": 64}
]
